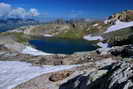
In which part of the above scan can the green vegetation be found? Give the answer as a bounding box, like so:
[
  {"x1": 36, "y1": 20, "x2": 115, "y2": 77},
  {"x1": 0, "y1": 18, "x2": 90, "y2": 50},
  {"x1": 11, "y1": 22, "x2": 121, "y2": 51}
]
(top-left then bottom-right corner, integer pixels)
[
  {"x1": 0, "y1": 32, "x2": 30, "y2": 44},
  {"x1": 103, "y1": 27, "x2": 133, "y2": 45},
  {"x1": 56, "y1": 28, "x2": 87, "y2": 39},
  {"x1": 15, "y1": 33, "x2": 29, "y2": 44},
  {"x1": 56, "y1": 22, "x2": 110, "y2": 39},
  {"x1": 87, "y1": 24, "x2": 110, "y2": 35}
]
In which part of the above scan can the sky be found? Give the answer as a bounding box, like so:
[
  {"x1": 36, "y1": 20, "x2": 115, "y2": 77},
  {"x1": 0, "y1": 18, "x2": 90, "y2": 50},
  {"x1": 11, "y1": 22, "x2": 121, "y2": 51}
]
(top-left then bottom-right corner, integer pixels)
[{"x1": 0, "y1": 0, "x2": 133, "y2": 21}]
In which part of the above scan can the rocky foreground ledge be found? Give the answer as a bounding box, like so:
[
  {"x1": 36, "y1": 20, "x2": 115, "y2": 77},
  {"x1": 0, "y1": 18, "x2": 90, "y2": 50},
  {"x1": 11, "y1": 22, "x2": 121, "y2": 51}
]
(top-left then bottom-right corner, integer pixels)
[
  {"x1": 59, "y1": 61, "x2": 133, "y2": 89},
  {"x1": 10, "y1": 44, "x2": 133, "y2": 89},
  {"x1": 13, "y1": 59, "x2": 133, "y2": 89}
]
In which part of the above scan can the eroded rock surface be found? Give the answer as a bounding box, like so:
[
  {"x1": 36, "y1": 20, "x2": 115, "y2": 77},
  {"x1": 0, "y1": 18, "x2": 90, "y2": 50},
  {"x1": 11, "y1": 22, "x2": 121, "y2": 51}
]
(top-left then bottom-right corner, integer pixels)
[
  {"x1": 59, "y1": 61, "x2": 133, "y2": 89},
  {"x1": 13, "y1": 58, "x2": 117, "y2": 89}
]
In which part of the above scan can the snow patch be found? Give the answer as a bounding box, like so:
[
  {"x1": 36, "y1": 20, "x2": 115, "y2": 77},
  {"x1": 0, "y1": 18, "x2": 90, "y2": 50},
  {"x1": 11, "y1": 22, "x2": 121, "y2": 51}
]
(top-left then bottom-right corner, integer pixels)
[
  {"x1": 104, "y1": 21, "x2": 133, "y2": 33},
  {"x1": 115, "y1": 20, "x2": 126, "y2": 25},
  {"x1": 93, "y1": 23, "x2": 99, "y2": 27},
  {"x1": 22, "y1": 46, "x2": 52, "y2": 56},
  {"x1": 43, "y1": 34, "x2": 53, "y2": 37},
  {"x1": 104, "y1": 20, "x2": 111, "y2": 24},
  {"x1": 83, "y1": 35, "x2": 104, "y2": 41},
  {"x1": 0, "y1": 61, "x2": 78, "y2": 89},
  {"x1": 97, "y1": 48, "x2": 111, "y2": 55},
  {"x1": 97, "y1": 42, "x2": 109, "y2": 48},
  {"x1": 104, "y1": 20, "x2": 108, "y2": 24}
]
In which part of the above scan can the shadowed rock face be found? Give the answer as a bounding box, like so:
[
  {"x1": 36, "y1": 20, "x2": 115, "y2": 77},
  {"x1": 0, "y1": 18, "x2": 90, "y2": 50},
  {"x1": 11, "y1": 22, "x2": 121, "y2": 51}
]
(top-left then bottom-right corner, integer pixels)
[
  {"x1": 96, "y1": 45, "x2": 133, "y2": 58},
  {"x1": 59, "y1": 62, "x2": 133, "y2": 89}
]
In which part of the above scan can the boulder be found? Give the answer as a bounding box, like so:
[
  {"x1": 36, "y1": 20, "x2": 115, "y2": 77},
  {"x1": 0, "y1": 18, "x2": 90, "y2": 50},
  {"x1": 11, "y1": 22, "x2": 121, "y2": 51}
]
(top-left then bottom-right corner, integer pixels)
[{"x1": 49, "y1": 71, "x2": 73, "y2": 82}]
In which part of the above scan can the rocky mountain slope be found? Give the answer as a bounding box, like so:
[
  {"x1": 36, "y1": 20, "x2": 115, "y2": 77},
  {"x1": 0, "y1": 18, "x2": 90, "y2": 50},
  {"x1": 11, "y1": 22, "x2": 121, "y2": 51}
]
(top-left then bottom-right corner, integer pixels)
[{"x1": 105, "y1": 10, "x2": 133, "y2": 24}]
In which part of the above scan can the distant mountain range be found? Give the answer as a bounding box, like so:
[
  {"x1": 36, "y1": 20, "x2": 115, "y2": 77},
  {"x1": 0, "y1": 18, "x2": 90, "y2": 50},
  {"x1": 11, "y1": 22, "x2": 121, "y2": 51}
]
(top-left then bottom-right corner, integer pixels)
[
  {"x1": 0, "y1": 18, "x2": 40, "y2": 32},
  {"x1": 0, "y1": 17, "x2": 96, "y2": 32}
]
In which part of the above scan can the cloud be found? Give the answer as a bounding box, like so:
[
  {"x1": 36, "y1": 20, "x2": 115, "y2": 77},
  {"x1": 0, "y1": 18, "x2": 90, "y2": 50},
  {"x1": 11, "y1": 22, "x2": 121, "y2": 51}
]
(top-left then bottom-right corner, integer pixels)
[
  {"x1": 0, "y1": 3, "x2": 12, "y2": 17},
  {"x1": 8, "y1": 8, "x2": 27, "y2": 18},
  {"x1": 29, "y1": 8, "x2": 40, "y2": 16},
  {"x1": 0, "y1": 2, "x2": 40, "y2": 19}
]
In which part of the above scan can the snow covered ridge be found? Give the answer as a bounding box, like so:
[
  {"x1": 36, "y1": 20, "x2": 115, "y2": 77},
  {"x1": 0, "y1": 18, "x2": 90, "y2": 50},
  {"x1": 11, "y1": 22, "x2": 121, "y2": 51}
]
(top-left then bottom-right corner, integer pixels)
[
  {"x1": 104, "y1": 21, "x2": 133, "y2": 33},
  {"x1": 22, "y1": 46, "x2": 52, "y2": 56},
  {"x1": 0, "y1": 61, "x2": 79, "y2": 89},
  {"x1": 83, "y1": 35, "x2": 104, "y2": 41}
]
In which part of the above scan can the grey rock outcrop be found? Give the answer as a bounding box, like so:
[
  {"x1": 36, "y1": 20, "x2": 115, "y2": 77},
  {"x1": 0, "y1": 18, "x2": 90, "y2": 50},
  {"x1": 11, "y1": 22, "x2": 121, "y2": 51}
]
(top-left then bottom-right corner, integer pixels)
[
  {"x1": 96, "y1": 45, "x2": 133, "y2": 58},
  {"x1": 59, "y1": 61, "x2": 133, "y2": 89}
]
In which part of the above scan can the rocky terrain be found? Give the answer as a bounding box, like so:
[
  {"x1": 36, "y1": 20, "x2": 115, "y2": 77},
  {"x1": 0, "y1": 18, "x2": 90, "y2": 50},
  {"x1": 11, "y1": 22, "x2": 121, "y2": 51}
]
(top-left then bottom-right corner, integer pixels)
[
  {"x1": 10, "y1": 18, "x2": 108, "y2": 39},
  {"x1": 58, "y1": 61, "x2": 133, "y2": 89},
  {"x1": 0, "y1": 10, "x2": 133, "y2": 89},
  {"x1": 13, "y1": 59, "x2": 133, "y2": 89},
  {"x1": 105, "y1": 10, "x2": 133, "y2": 24}
]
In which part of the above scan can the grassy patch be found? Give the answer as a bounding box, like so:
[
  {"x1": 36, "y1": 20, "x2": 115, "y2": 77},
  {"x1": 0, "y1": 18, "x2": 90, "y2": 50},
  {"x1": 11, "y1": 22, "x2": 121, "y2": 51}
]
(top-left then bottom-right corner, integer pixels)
[
  {"x1": 86, "y1": 23, "x2": 111, "y2": 36},
  {"x1": 103, "y1": 27, "x2": 133, "y2": 45},
  {"x1": 56, "y1": 23, "x2": 110, "y2": 39},
  {"x1": 0, "y1": 32, "x2": 30, "y2": 44},
  {"x1": 15, "y1": 34, "x2": 29, "y2": 44},
  {"x1": 56, "y1": 28, "x2": 87, "y2": 39}
]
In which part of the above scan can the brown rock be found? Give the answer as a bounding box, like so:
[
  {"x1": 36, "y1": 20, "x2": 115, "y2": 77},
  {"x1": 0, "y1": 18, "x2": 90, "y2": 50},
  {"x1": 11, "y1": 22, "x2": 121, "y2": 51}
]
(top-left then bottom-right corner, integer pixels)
[{"x1": 49, "y1": 71, "x2": 73, "y2": 82}]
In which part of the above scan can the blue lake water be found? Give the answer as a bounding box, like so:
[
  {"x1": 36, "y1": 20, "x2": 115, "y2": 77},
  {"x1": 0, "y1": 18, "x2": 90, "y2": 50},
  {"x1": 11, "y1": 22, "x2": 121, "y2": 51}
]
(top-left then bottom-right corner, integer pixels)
[{"x1": 29, "y1": 37, "x2": 97, "y2": 54}]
